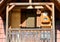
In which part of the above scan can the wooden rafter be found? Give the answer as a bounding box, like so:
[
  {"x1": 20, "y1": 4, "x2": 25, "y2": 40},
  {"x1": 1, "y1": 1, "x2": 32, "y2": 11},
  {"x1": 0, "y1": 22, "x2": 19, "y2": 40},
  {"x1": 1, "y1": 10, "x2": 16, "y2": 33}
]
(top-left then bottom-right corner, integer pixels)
[{"x1": 9, "y1": 3, "x2": 53, "y2": 5}]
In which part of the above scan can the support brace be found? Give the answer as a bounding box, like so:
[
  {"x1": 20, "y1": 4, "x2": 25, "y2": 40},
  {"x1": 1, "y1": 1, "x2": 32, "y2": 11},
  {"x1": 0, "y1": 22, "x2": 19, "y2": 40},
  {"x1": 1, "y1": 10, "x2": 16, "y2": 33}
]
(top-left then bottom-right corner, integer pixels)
[
  {"x1": 46, "y1": 5, "x2": 52, "y2": 11},
  {"x1": 8, "y1": 5, "x2": 15, "y2": 12}
]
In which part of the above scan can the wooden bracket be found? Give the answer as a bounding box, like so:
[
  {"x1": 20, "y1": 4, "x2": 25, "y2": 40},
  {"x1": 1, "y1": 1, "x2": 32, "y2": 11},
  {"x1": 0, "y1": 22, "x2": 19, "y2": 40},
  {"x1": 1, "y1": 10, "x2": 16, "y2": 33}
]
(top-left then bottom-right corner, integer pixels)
[
  {"x1": 46, "y1": 5, "x2": 52, "y2": 11},
  {"x1": 8, "y1": 5, "x2": 15, "y2": 12}
]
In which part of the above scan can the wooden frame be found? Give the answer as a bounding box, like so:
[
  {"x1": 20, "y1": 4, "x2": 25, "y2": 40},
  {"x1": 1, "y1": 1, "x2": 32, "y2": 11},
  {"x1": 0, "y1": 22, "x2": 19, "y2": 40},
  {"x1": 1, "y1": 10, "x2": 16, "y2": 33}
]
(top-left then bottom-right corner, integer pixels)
[{"x1": 6, "y1": 2, "x2": 55, "y2": 42}]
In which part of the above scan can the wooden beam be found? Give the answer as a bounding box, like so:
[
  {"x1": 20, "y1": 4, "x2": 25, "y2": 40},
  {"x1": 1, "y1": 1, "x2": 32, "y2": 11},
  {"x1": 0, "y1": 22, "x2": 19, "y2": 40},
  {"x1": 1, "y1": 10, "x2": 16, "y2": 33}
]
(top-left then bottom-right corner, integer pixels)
[
  {"x1": 46, "y1": 5, "x2": 52, "y2": 11},
  {"x1": 8, "y1": 5, "x2": 15, "y2": 11},
  {"x1": 9, "y1": 3, "x2": 54, "y2": 5}
]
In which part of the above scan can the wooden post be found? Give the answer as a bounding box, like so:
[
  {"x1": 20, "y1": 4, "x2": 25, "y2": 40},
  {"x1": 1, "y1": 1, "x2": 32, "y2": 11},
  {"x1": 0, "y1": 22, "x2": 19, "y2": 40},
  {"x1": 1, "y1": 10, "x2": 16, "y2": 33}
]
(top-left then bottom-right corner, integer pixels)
[{"x1": 6, "y1": 5, "x2": 9, "y2": 42}]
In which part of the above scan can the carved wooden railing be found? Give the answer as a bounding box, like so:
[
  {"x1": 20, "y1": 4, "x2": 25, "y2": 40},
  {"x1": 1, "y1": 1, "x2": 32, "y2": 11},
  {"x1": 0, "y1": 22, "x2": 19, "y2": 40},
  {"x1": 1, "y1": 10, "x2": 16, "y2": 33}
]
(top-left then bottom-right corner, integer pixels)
[{"x1": 8, "y1": 28, "x2": 53, "y2": 42}]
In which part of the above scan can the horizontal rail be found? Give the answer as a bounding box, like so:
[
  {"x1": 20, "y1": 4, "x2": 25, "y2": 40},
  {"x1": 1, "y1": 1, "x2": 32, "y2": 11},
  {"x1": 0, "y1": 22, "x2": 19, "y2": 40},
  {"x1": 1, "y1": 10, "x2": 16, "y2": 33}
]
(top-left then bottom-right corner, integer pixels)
[
  {"x1": 8, "y1": 28, "x2": 52, "y2": 31},
  {"x1": 9, "y1": 3, "x2": 54, "y2": 5}
]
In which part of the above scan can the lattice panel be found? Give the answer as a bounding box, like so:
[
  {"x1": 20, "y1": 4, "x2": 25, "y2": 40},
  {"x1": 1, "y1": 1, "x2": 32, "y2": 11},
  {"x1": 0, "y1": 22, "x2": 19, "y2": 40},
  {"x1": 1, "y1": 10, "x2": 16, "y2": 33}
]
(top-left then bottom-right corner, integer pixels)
[{"x1": 8, "y1": 29, "x2": 53, "y2": 42}]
